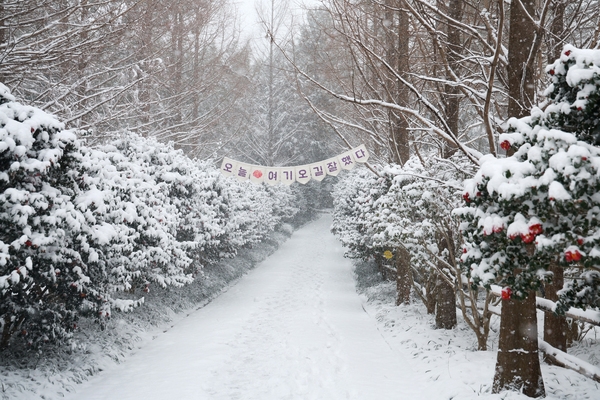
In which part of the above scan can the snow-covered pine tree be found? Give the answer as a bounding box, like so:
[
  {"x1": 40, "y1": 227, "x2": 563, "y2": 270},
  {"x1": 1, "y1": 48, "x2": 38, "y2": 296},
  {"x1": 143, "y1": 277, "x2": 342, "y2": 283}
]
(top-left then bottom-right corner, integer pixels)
[{"x1": 457, "y1": 45, "x2": 600, "y2": 397}]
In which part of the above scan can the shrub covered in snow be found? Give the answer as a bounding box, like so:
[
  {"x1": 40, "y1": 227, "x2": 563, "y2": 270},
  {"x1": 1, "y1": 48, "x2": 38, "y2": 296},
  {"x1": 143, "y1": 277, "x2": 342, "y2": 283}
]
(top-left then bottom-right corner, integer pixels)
[
  {"x1": 457, "y1": 46, "x2": 600, "y2": 313},
  {"x1": 0, "y1": 84, "x2": 100, "y2": 349},
  {"x1": 0, "y1": 85, "x2": 302, "y2": 351},
  {"x1": 331, "y1": 168, "x2": 388, "y2": 261}
]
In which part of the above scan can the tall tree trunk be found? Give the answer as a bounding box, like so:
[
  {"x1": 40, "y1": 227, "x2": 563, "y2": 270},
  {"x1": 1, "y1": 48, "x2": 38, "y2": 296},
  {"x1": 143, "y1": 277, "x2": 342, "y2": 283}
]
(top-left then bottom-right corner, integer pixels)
[
  {"x1": 544, "y1": 262, "x2": 567, "y2": 360},
  {"x1": 386, "y1": 0, "x2": 410, "y2": 165},
  {"x1": 433, "y1": 0, "x2": 461, "y2": 329},
  {"x1": 493, "y1": 291, "x2": 545, "y2": 397},
  {"x1": 442, "y1": 0, "x2": 462, "y2": 158},
  {"x1": 138, "y1": 3, "x2": 154, "y2": 128},
  {"x1": 425, "y1": 272, "x2": 437, "y2": 314},
  {"x1": 493, "y1": 1, "x2": 545, "y2": 396},
  {"x1": 507, "y1": 0, "x2": 537, "y2": 118},
  {"x1": 396, "y1": 246, "x2": 412, "y2": 305},
  {"x1": 0, "y1": 0, "x2": 5, "y2": 83},
  {"x1": 547, "y1": 0, "x2": 566, "y2": 64},
  {"x1": 435, "y1": 237, "x2": 456, "y2": 329}
]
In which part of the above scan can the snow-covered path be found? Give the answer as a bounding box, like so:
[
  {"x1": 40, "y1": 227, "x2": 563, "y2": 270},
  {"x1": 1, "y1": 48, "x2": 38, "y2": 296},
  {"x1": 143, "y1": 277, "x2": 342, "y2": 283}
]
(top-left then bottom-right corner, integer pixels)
[{"x1": 67, "y1": 215, "x2": 435, "y2": 400}]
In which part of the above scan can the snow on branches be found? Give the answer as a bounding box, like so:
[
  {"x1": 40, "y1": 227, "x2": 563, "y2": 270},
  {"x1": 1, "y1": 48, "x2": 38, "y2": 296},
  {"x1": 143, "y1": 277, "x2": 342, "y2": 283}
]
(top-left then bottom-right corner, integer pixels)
[
  {"x1": 0, "y1": 85, "x2": 300, "y2": 351},
  {"x1": 457, "y1": 46, "x2": 600, "y2": 313}
]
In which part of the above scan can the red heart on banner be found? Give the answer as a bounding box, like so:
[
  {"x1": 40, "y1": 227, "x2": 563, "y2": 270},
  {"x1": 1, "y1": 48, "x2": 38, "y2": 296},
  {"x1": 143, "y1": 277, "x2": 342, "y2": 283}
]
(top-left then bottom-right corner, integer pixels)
[{"x1": 253, "y1": 170, "x2": 263, "y2": 178}]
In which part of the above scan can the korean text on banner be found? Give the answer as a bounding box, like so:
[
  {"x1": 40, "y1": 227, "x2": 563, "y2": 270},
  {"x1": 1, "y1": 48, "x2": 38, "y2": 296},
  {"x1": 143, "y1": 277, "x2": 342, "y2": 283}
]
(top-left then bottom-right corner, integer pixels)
[
  {"x1": 295, "y1": 165, "x2": 311, "y2": 184},
  {"x1": 324, "y1": 157, "x2": 341, "y2": 176},
  {"x1": 280, "y1": 167, "x2": 295, "y2": 186},
  {"x1": 265, "y1": 167, "x2": 280, "y2": 186},
  {"x1": 220, "y1": 157, "x2": 237, "y2": 177},
  {"x1": 352, "y1": 144, "x2": 369, "y2": 163},
  {"x1": 338, "y1": 150, "x2": 356, "y2": 170},
  {"x1": 234, "y1": 163, "x2": 251, "y2": 182},
  {"x1": 309, "y1": 162, "x2": 326, "y2": 181}
]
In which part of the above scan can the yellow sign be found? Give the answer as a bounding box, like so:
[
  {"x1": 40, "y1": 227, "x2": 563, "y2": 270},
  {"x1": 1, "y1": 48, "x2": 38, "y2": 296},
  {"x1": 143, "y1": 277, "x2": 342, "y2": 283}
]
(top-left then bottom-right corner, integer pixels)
[{"x1": 383, "y1": 250, "x2": 393, "y2": 260}]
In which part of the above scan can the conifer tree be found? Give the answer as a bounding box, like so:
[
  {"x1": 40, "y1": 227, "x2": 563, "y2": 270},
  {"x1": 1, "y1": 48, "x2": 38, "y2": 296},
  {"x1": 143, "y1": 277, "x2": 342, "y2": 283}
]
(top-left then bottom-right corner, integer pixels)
[{"x1": 457, "y1": 45, "x2": 600, "y2": 397}]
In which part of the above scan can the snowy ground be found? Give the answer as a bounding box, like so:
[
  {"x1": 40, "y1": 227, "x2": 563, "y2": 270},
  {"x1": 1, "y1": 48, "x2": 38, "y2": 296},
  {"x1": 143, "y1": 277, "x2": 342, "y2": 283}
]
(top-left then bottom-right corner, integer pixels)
[{"x1": 5, "y1": 215, "x2": 600, "y2": 399}]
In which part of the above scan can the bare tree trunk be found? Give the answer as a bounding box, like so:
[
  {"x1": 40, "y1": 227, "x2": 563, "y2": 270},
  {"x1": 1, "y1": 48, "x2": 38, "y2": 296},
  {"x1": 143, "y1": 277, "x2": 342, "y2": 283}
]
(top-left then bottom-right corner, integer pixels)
[
  {"x1": 544, "y1": 262, "x2": 568, "y2": 362},
  {"x1": 442, "y1": 0, "x2": 462, "y2": 158},
  {"x1": 435, "y1": 274, "x2": 456, "y2": 329},
  {"x1": 0, "y1": 0, "x2": 5, "y2": 84},
  {"x1": 396, "y1": 246, "x2": 412, "y2": 305},
  {"x1": 547, "y1": 0, "x2": 566, "y2": 63},
  {"x1": 138, "y1": 3, "x2": 154, "y2": 129},
  {"x1": 386, "y1": 0, "x2": 410, "y2": 165},
  {"x1": 435, "y1": 237, "x2": 456, "y2": 329},
  {"x1": 433, "y1": 0, "x2": 461, "y2": 329},
  {"x1": 493, "y1": 291, "x2": 545, "y2": 397},
  {"x1": 192, "y1": 25, "x2": 200, "y2": 122},
  {"x1": 507, "y1": 0, "x2": 537, "y2": 118},
  {"x1": 425, "y1": 272, "x2": 437, "y2": 314}
]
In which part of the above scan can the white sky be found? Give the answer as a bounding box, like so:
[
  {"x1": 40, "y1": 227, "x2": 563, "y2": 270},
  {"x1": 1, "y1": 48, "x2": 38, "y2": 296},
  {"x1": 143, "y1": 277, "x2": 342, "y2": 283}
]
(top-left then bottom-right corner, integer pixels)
[{"x1": 235, "y1": 0, "x2": 320, "y2": 42}]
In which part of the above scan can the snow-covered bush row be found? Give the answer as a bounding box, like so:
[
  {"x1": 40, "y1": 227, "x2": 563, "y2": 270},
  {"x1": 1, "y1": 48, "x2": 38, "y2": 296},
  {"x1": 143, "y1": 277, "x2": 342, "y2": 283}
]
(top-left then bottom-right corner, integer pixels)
[
  {"x1": 331, "y1": 156, "x2": 482, "y2": 334},
  {"x1": 331, "y1": 168, "x2": 390, "y2": 262},
  {"x1": 332, "y1": 156, "x2": 473, "y2": 275},
  {"x1": 0, "y1": 85, "x2": 299, "y2": 351},
  {"x1": 457, "y1": 45, "x2": 600, "y2": 313}
]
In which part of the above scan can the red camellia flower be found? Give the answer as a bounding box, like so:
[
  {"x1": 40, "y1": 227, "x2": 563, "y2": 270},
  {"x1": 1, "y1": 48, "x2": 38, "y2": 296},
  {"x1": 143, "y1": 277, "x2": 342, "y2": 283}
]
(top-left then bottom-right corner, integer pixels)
[
  {"x1": 493, "y1": 226, "x2": 503, "y2": 234},
  {"x1": 501, "y1": 287, "x2": 512, "y2": 300},
  {"x1": 582, "y1": 157, "x2": 588, "y2": 161},
  {"x1": 500, "y1": 140, "x2": 511, "y2": 151},
  {"x1": 25, "y1": 240, "x2": 33, "y2": 247},
  {"x1": 462, "y1": 248, "x2": 467, "y2": 254},
  {"x1": 549, "y1": 69, "x2": 555, "y2": 76},
  {"x1": 509, "y1": 233, "x2": 518, "y2": 240},
  {"x1": 565, "y1": 50, "x2": 572, "y2": 56},
  {"x1": 521, "y1": 233, "x2": 535, "y2": 243},
  {"x1": 577, "y1": 238, "x2": 584, "y2": 245},
  {"x1": 565, "y1": 249, "x2": 582, "y2": 262},
  {"x1": 463, "y1": 192, "x2": 470, "y2": 203},
  {"x1": 529, "y1": 224, "x2": 543, "y2": 235}
]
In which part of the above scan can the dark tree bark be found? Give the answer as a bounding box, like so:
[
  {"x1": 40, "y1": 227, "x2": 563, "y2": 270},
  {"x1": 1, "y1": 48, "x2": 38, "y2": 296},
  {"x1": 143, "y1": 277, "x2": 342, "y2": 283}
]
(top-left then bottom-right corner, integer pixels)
[
  {"x1": 544, "y1": 262, "x2": 568, "y2": 360},
  {"x1": 432, "y1": 0, "x2": 461, "y2": 329},
  {"x1": 442, "y1": 0, "x2": 462, "y2": 159},
  {"x1": 425, "y1": 272, "x2": 437, "y2": 314},
  {"x1": 396, "y1": 246, "x2": 412, "y2": 305},
  {"x1": 435, "y1": 237, "x2": 456, "y2": 329},
  {"x1": 547, "y1": 0, "x2": 566, "y2": 64},
  {"x1": 435, "y1": 274, "x2": 456, "y2": 329},
  {"x1": 386, "y1": 0, "x2": 410, "y2": 165},
  {"x1": 507, "y1": 0, "x2": 537, "y2": 118},
  {"x1": 493, "y1": 291, "x2": 545, "y2": 397}
]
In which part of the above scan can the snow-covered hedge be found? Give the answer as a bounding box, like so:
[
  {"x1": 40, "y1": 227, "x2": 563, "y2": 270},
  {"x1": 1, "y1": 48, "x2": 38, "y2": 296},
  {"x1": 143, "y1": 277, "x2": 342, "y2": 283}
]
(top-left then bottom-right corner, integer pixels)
[
  {"x1": 331, "y1": 155, "x2": 475, "y2": 307},
  {"x1": 332, "y1": 156, "x2": 473, "y2": 266},
  {"x1": 0, "y1": 84, "x2": 300, "y2": 351}
]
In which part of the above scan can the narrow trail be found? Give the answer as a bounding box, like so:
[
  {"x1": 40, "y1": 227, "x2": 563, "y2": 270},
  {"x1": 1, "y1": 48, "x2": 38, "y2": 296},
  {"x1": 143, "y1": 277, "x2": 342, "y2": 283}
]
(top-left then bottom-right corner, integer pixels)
[{"x1": 67, "y1": 215, "x2": 434, "y2": 400}]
